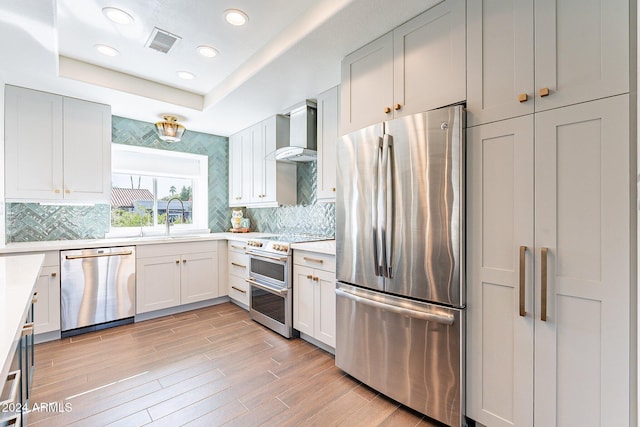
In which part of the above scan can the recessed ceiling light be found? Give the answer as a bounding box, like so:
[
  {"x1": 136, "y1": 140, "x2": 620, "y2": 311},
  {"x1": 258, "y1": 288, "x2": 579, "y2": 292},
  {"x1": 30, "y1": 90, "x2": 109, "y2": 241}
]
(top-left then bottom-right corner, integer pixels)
[
  {"x1": 197, "y1": 45, "x2": 219, "y2": 58},
  {"x1": 224, "y1": 9, "x2": 248, "y2": 26},
  {"x1": 177, "y1": 71, "x2": 195, "y2": 80},
  {"x1": 95, "y1": 44, "x2": 119, "y2": 57},
  {"x1": 102, "y1": 7, "x2": 134, "y2": 25}
]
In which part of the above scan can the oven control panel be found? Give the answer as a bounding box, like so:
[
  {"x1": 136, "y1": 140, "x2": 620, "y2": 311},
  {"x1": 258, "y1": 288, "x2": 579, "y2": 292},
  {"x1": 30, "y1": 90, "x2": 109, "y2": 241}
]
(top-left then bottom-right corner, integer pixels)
[
  {"x1": 272, "y1": 244, "x2": 289, "y2": 253},
  {"x1": 247, "y1": 240, "x2": 263, "y2": 247}
]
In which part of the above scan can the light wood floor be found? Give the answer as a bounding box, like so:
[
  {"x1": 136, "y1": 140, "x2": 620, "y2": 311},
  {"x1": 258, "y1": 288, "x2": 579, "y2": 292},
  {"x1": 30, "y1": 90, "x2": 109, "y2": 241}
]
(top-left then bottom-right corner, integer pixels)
[{"x1": 28, "y1": 302, "x2": 443, "y2": 426}]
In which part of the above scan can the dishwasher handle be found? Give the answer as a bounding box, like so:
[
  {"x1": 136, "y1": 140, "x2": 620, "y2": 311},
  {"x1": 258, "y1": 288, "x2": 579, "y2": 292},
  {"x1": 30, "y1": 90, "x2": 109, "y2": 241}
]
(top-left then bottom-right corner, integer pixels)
[{"x1": 65, "y1": 250, "x2": 133, "y2": 260}]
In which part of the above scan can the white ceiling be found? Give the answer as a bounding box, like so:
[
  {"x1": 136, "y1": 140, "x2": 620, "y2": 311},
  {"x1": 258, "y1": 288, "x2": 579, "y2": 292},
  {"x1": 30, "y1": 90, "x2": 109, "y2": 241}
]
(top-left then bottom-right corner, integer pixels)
[{"x1": 0, "y1": 0, "x2": 441, "y2": 137}]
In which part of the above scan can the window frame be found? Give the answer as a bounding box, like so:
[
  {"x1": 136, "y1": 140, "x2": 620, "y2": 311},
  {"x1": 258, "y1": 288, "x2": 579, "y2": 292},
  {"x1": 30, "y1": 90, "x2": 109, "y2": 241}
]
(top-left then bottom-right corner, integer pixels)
[{"x1": 108, "y1": 144, "x2": 209, "y2": 237}]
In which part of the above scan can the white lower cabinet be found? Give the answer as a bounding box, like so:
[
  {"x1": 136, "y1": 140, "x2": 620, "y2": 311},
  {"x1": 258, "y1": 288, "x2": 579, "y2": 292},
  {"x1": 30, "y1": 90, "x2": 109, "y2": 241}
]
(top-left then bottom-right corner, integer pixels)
[
  {"x1": 227, "y1": 241, "x2": 250, "y2": 308},
  {"x1": 136, "y1": 242, "x2": 221, "y2": 314},
  {"x1": 293, "y1": 251, "x2": 336, "y2": 348},
  {"x1": 466, "y1": 94, "x2": 632, "y2": 427},
  {"x1": 32, "y1": 252, "x2": 60, "y2": 335}
]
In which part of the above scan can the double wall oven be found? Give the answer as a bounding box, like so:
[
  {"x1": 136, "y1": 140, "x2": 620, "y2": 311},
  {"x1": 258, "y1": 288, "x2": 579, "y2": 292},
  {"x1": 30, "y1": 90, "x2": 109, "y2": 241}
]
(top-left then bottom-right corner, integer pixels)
[{"x1": 245, "y1": 235, "x2": 329, "y2": 338}]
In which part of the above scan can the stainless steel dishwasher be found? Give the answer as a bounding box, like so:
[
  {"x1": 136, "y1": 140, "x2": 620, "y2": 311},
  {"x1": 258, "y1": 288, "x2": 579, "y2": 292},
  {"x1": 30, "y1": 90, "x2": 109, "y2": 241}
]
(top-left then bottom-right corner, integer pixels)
[{"x1": 60, "y1": 246, "x2": 136, "y2": 337}]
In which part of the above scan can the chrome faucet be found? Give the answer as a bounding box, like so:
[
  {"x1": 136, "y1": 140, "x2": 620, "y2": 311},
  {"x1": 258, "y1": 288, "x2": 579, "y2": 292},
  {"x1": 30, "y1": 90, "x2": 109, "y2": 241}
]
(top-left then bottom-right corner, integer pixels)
[{"x1": 165, "y1": 196, "x2": 185, "y2": 235}]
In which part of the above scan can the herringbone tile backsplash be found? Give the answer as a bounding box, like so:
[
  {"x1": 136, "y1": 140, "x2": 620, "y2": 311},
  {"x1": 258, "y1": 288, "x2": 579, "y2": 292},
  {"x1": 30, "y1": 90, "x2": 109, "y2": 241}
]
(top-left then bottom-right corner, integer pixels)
[{"x1": 6, "y1": 116, "x2": 335, "y2": 242}]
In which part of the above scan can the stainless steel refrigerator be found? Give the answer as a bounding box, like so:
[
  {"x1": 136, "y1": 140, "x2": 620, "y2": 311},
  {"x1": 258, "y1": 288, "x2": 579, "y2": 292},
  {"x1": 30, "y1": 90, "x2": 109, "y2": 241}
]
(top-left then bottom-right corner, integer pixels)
[{"x1": 335, "y1": 105, "x2": 464, "y2": 427}]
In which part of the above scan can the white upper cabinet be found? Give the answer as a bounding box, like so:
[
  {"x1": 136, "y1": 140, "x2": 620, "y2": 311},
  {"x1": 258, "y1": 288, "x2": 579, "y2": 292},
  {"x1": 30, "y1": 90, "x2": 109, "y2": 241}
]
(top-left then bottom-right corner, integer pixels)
[
  {"x1": 341, "y1": 33, "x2": 394, "y2": 134},
  {"x1": 5, "y1": 85, "x2": 111, "y2": 202},
  {"x1": 341, "y1": 0, "x2": 466, "y2": 134},
  {"x1": 467, "y1": 0, "x2": 629, "y2": 126},
  {"x1": 316, "y1": 86, "x2": 338, "y2": 202},
  {"x1": 228, "y1": 115, "x2": 296, "y2": 208}
]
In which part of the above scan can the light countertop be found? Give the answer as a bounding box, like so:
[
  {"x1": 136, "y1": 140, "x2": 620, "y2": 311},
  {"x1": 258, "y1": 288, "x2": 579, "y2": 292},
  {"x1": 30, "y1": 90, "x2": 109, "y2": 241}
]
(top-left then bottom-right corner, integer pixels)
[
  {"x1": 0, "y1": 253, "x2": 45, "y2": 390},
  {"x1": 0, "y1": 232, "x2": 275, "y2": 254},
  {"x1": 291, "y1": 240, "x2": 336, "y2": 255}
]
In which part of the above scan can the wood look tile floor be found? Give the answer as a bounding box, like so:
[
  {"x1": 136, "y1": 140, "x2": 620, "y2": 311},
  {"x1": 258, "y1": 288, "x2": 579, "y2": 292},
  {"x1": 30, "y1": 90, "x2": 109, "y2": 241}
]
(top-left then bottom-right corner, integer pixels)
[{"x1": 28, "y1": 303, "x2": 443, "y2": 427}]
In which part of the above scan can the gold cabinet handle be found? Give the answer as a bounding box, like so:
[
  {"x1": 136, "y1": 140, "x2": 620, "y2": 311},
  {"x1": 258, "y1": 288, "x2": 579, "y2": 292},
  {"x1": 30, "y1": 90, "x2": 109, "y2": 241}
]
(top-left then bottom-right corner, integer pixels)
[
  {"x1": 230, "y1": 245, "x2": 246, "y2": 250},
  {"x1": 22, "y1": 322, "x2": 34, "y2": 337},
  {"x1": 519, "y1": 246, "x2": 527, "y2": 316},
  {"x1": 306, "y1": 274, "x2": 313, "y2": 279},
  {"x1": 54, "y1": 189, "x2": 61, "y2": 194},
  {"x1": 541, "y1": 247, "x2": 548, "y2": 321},
  {"x1": 65, "y1": 189, "x2": 71, "y2": 194},
  {"x1": 231, "y1": 262, "x2": 246, "y2": 269},
  {"x1": 231, "y1": 286, "x2": 246, "y2": 294},
  {"x1": 539, "y1": 87, "x2": 550, "y2": 97},
  {"x1": 518, "y1": 93, "x2": 528, "y2": 103},
  {"x1": 175, "y1": 260, "x2": 180, "y2": 264},
  {"x1": 394, "y1": 103, "x2": 402, "y2": 111},
  {"x1": 183, "y1": 259, "x2": 187, "y2": 263},
  {"x1": 332, "y1": 188, "x2": 336, "y2": 192},
  {"x1": 51, "y1": 272, "x2": 57, "y2": 277},
  {"x1": 32, "y1": 292, "x2": 38, "y2": 304},
  {"x1": 2, "y1": 371, "x2": 21, "y2": 413},
  {"x1": 313, "y1": 277, "x2": 319, "y2": 282},
  {"x1": 384, "y1": 107, "x2": 391, "y2": 114},
  {"x1": 303, "y1": 257, "x2": 323, "y2": 264}
]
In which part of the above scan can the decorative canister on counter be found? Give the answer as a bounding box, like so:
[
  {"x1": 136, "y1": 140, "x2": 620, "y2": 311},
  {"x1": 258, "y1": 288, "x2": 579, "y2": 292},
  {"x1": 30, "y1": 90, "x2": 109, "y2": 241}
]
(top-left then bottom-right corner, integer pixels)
[{"x1": 240, "y1": 218, "x2": 250, "y2": 229}]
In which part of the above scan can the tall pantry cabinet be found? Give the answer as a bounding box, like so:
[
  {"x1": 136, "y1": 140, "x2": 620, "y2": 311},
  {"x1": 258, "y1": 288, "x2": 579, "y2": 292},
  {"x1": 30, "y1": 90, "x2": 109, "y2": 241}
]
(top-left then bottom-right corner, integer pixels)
[{"x1": 465, "y1": 1, "x2": 633, "y2": 427}]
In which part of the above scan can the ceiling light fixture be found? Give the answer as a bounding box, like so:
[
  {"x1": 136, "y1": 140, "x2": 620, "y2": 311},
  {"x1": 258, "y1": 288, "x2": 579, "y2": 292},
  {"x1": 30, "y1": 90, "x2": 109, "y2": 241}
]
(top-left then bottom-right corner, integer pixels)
[
  {"x1": 177, "y1": 71, "x2": 195, "y2": 80},
  {"x1": 224, "y1": 9, "x2": 249, "y2": 26},
  {"x1": 197, "y1": 45, "x2": 219, "y2": 58},
  {"x1": 95, "y1": 44, "x2": 119, "y2": 57},
  {"x1": 102, "y1": 7, "x2": 134, "y2": 25},
  {"x1": 155, "y1": 115, "x2": 186, "y2": 142}
]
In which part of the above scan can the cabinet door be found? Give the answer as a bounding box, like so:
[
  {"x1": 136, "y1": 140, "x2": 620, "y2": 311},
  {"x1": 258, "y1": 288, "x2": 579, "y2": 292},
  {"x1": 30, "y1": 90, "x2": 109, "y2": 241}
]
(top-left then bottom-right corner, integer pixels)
[
  {"x1": 341, "y1": 33, "x2": 393, "y2": 135},
  {"x1": 466, "y1": 115, "x2": 535, "y2": 427},
  {"x1": 136, "y1": 255, "x2": 181, "y2": 314},
  {"x1": 33, "y1": 266, "x2": 61, "y2": 334},
  {"x1": 63, "y1": 97, "x2": 111, "y2": 201},
  {"x1": 293, "y1": 264, "x2": 314, "y2": 336},
  {"x1": 315, "y1": 268, "x2": 336, "y2": 348},
  {"x1": 181, "y1": 251, "x2": 219, "y2": 304},
  {"x1": 317, "y1": 86, "x2": 338, "y2": 202},
  {"x1": 466, "y1": 0, "x2": 534, "y2": 126},
  {"x1": 5, "y1": 86, "x2": 63, "y2": 200},
  {"x1": 393, "y1": 0, "x2": 466, "y2": 118},
  {"x1": 251, "y1": 122, "x2": 267, "y2": 203},
  {"x1": 534, "y1": 0, "x2": 629, "y2": 111},
  {"x1": 534, "y1": 95, "x2": 630, "y2": 427},
  {"x1": 228, "y1": 133, "x2": 244, "y2": 206}
]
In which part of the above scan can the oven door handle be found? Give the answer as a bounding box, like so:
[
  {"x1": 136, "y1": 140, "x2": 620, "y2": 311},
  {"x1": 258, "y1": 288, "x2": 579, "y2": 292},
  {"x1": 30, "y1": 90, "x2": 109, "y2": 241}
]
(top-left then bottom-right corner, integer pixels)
[
  {"x1": 245, "y1": 251, "x2": 288, "y2": 262},
  {"x1": 246, "y1": 278, "x2": 289, "y2": 296}
]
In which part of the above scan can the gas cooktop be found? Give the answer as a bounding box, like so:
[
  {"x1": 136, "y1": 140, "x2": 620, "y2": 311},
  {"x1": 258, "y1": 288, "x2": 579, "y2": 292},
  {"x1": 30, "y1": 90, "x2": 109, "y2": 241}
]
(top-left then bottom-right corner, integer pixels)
[{"x1": 246, "y1": 234, "x2": 332, "y2": 255}]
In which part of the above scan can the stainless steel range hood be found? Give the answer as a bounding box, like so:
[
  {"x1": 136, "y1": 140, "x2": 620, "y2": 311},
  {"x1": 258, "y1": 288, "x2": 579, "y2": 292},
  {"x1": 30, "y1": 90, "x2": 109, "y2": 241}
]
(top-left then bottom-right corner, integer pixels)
[{"x1": 275, "y1": 100, "x2": 317, "y2": 162}]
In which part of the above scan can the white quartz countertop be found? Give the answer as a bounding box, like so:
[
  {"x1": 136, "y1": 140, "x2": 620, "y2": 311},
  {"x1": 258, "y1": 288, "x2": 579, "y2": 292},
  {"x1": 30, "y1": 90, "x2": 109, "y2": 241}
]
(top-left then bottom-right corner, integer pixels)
[
  {"x1": 291, "y1": 240, "x2": 336, "y2": 255},
  {"x1": 0, "y1": 232, "x2": 275, "y2": 254},
  {"x1": 0, "y1": 253, "x2": 45, "y2": 389}
]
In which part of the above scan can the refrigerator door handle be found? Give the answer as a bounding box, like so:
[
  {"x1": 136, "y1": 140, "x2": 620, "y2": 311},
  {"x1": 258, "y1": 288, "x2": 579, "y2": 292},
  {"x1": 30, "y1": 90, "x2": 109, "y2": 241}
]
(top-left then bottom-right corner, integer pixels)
[
  {"x1": 378, "y1": 134, "x2": 389, "y2": 277},
  {"x1": 371, "y1": 137, "x2": 384, "y2": 276},
  {"x1": 382, "y1": 134, "x2": 394, "y2": 278},
  {"x1": 335, "y1": 288, "x2": 455, "y2": 325}
]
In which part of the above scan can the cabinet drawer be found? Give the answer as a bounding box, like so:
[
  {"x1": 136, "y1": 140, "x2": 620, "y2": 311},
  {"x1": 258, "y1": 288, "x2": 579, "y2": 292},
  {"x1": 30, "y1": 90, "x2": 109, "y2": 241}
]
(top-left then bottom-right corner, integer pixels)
[
  {"x1": 293, "y1": 250, "x2": 336, "y2": 272},
  {"x1": 228, "y1": 274, "x2": 249, "y2": 306},
  {"x1": 227, "y1": 241, "x2": 248, "y2": 253},
  {"x1": 228, "y1": 251, "x2": 249, "y2": 277}
]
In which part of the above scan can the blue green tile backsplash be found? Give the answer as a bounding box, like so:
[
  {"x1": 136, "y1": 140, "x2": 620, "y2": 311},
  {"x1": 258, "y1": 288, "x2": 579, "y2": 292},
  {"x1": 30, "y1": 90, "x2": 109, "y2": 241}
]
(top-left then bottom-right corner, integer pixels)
[{"x1": 6, "y1": 116, "x2": 335, "y2": 242}]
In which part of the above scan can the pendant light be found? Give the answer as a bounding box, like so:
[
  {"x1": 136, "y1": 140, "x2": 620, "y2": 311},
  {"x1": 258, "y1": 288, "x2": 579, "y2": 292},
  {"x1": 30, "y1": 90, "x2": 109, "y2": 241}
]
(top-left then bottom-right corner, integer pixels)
[{"x1": 155, "y1": 115, "x2": 186, "y2": 142}]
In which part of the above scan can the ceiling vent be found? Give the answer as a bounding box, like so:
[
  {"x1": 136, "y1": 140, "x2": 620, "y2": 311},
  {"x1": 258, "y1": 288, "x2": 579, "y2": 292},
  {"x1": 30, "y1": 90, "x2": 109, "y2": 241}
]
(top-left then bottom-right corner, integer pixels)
[{"x1": 146, "y1": 28, "x2": 181, "y2": 54}]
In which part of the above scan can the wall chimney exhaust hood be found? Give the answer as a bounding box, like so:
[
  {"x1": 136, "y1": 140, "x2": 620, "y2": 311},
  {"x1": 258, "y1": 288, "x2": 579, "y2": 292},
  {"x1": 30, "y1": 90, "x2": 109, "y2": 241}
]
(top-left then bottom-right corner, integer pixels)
[{"x1": 275, "y1": 100, "x2": 317, "y2": 162}]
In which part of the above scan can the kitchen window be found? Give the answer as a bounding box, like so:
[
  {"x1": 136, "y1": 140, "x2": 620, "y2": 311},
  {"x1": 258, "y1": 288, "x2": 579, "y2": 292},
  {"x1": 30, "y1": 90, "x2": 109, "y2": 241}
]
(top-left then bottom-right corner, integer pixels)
[{"x1": 108, "y1": 145, "x2": 208, "y2": 237}]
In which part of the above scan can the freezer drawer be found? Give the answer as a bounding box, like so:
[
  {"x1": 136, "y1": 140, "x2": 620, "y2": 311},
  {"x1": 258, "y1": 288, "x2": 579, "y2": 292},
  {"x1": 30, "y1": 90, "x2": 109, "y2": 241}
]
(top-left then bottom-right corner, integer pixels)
[{"x1": 335, "y1": 283, "x2": 464, "y2": 427}]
